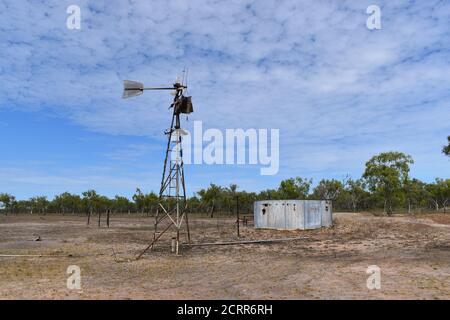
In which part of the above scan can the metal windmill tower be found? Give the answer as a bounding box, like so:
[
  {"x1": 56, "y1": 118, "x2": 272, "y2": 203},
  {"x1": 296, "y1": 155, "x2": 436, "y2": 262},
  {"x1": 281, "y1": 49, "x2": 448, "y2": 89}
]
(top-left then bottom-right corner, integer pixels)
[{"x1": 122, "y1": 71, "x2": 193, "y2": 257}]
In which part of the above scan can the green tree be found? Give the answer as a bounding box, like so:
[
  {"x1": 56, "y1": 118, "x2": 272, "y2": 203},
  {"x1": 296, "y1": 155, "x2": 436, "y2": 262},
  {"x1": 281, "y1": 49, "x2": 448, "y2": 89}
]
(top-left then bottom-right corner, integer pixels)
[
  {"x1": 97, "y1": 196, "x2": 112, "y2": 211},
  {"x1": 236, "y1": 191, "x2": 257, "y2": 214},
  {"x1": 344, "y1": 178, "x2": 368, "y2": 212},
  {"x1": 311, "y1": 179, "x2": 343, "y2": 201},
  {"x1": 443, "y1": 179, "x2": 450, "y2": 212},
  {"x1": 29, "y1": 196, "x2": 49, "y2": 214},
  {"x1": 443, "y1": 136, "x2": 450, "y2": 157},
  {"x1": 86, "y1": 195, "x2": 112, "y2": 227},
  {"x1": 53, "y1": 192, "x2": 82, "y2": 214},
  {"x1": 132, "y1": 188, "x2": 146, "y2": 214},
  {"x1": 258, "y1": 188, "x2": 281, "y2": 200},
  {"x1": 220, "y1": 184, "x2": 239, "y2": 215},
  {"x1": 113, "y1": 195, "x2": 133, "y2": 214},
  {"x1": 144, "y1": 192, "x2": 159, "y2": 216},
  {"x1": 426, "y1": 178, "x2": 450, "y2": 212},
  {"x1": 0, "y1": 193, "x2": 15, "y2": 215},
  {"x1": 187, "y1": 196, "x2": 201, "y2": 214},
  {"x1": 82, "y1": 190, "x2": 100, "y2": 210},
  {"x1": 16, "y1": 199, "x2": 32, "y2": 214},
  {"x1": 197, "y1": 184, "x2": 223, "y2": 217},
  {"x1": 404, "y1": 178, "x2": 427, "y2": 213},
  {"x1": 363, "y1": 151, "x2": 414, "y2": 215},
  {"x1": 278, "y1": 177, "x2": 312, "y2": 199},
  {"x1": 82, "y1": 190, "x2": 101, "y2": 224},
  {"x1": 228, "y1": 184, "x2": 238, "y2": 198}
]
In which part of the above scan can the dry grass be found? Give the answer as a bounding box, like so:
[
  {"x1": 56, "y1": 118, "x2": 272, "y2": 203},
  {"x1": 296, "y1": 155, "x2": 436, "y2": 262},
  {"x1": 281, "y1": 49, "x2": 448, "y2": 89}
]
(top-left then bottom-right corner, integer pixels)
[{"x1": 0, "y1": 212, "x2": 449, "y2": 299}]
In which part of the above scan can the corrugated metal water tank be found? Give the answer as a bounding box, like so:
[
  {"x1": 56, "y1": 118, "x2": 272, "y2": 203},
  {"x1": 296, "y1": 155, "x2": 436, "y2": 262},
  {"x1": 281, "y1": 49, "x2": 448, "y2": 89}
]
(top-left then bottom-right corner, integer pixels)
[{"x1": 254, "y1": 200, "x2": 332, "y2": 230}]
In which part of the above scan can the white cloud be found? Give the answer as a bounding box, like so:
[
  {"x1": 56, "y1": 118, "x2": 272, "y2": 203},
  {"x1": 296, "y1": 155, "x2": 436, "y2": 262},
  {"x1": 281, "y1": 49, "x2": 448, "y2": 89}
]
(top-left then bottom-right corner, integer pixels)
[{"x1": 0, "y1": 0, "x2": 449, "y2": 193}]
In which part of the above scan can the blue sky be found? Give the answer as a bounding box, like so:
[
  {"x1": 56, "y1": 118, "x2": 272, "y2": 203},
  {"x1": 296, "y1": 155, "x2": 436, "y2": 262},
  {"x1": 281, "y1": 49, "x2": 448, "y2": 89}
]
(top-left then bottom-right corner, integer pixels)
[{"x1": 0, "y1": 0, "x2": 449, "y2": 200}]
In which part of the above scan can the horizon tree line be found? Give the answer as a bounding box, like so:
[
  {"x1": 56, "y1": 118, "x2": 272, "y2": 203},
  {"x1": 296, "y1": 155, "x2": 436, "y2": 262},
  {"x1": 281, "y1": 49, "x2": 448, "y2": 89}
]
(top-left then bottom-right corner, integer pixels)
[{"x1": 0, "y1": 151, "x2": 449, "y2": 216}]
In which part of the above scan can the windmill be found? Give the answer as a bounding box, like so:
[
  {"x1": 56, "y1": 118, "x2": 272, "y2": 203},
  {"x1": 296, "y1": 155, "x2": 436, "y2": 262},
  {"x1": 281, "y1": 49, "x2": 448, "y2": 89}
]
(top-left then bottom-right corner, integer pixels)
[{"x1": 122, "y1": 70, "x2": 193, "y2": 257}]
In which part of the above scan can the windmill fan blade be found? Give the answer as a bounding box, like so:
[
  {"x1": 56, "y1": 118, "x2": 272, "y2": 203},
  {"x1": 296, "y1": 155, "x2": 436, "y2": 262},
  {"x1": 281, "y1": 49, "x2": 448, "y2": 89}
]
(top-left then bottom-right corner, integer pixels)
[
  {"x1": 123, "y1": 80, "x2": 144, "y2": 99},
  {"x1": 174, "y1": 128, "x2": 189, "y2": 136}
]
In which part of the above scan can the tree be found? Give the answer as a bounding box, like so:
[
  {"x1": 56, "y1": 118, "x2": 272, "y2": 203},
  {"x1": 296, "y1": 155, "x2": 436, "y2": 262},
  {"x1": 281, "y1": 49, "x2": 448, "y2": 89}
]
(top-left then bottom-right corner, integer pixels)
[
  {"x1": 443, "y1": 136, "x2": 450, "y2": 157},
  {"x1": 187, "y1": 196, "x2": 201, "y2": 214},
  {"x1": 16, "y1": 199, "x2": 32, "y2": 214},
  {"x1": 0, "y1": 193, "x2": 15, "y2": 215},
  {"x1": 426, "y1": 178, "x2": 450, "y2": 212},
  {"x1": 53, "y1": 192, "x2": 81, "y2": 214},
  {"x1": 404, "y1": 178, "x2": 427, "y2": 213},
  {"x1": 132, "y1": 188, "x2": 146, "y2": 215},
  {"x1": 82, "y1": 190, "x2": 100, "y2": 209},
  {"x1": 228, "y1": 184, "x2": 238, "y2": 199},
  {"x1": 258, "y1": 188, "x2": 281, "y2": 200},
  {"x1": 144, "y1": 192, "x2": 158, "y2": 216},
  {"x1": 363, "y1": 152, "x2": 414, "y2": 215},
  {"x1": 237, "y1": 191, "x2": 257, "y2": 214},
  {"x1": 82, "y1": 190, "x2": 101, "y2": 224},
  {"x1": 29, "y1": 196, "x2": 49, "y2": 214},
  {"x1": 224, "y1": 184, "x2": 239, "y2": 215},
  {"x1": 197, "y1": 184, "x2": 223, "y2": 217},
  {"x1": 113, "y1": 195, "x2": 133, "y2": 214},
  {"x1": 311, "y1": 179, "x2": 343, "y2": 201},
  {"x1": 443, "y1": 179, "x2": 450, "y2": 212},
  {"x1": 344, "y1": 178, "x2": 368, "y2": 212},
  {"x1": 97, "y1": 196, "x2": 112, "y2": 212},
  {"x1": 97, "y1": 195, "x2": 113, "y2": 226},
  {"x1": 278, "y1": 177, "x2": 312, "y2": 199}
]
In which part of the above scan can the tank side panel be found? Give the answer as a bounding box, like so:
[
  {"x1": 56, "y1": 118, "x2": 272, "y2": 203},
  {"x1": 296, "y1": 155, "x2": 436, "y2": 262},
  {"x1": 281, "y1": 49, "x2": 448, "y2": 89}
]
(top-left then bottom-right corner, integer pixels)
[
  {"x1": 285, "y1": 200, "x2": 303, "y2": 230},
  {"x1": 267, "y1": 201, "x2": 285, "y2": 229},
  {"x1": 305, "y1": 200, "x2": 322, "y2": 229},
  {"x1": 254, "y1": 202, "x2": 262, "y2": 228},
  {"x1": 255, "y1": 200, "x2": 332, "y2": 230},
  {"x1": 321, "y1": 200, "x2": 333, "y2": 227}
]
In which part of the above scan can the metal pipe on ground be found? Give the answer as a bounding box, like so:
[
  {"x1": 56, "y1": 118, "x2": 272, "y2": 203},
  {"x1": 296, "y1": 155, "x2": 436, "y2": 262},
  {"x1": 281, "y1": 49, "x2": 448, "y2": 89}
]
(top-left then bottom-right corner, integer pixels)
[{"x1": 183, "y1": 237, "x2": 308, "y2": 247}]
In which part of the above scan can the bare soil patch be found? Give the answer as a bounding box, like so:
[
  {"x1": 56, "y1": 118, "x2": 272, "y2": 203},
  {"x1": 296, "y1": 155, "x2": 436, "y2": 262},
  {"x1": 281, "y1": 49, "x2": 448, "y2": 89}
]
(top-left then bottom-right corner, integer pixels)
[{"x1": 0, "y1": 213, "x2": 449, "y2": 299}]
